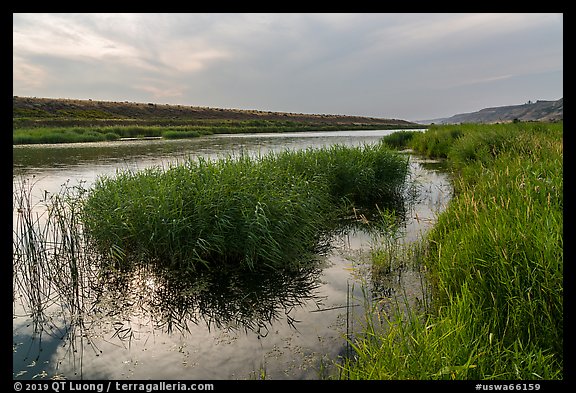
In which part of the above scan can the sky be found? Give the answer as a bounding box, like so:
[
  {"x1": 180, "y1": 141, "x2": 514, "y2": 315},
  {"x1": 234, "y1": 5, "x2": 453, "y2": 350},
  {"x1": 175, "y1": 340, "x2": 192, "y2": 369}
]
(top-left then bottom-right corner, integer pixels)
[{"x1": 13, "y1": 13, "x2": 563, "y2": 121}]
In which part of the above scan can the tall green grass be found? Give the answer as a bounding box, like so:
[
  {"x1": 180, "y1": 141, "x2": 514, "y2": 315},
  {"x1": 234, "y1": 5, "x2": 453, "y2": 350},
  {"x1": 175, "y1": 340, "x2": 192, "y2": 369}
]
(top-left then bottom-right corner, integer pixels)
[
  {"x1": 81, "y1": 142, "x2": 410, "y2": 272},
  {"x1": 380, "y1": 130, "x2": 421, "y2": 149},
  {"x1": 340, "y1": 122, "x2": 563, "y2": 379}
]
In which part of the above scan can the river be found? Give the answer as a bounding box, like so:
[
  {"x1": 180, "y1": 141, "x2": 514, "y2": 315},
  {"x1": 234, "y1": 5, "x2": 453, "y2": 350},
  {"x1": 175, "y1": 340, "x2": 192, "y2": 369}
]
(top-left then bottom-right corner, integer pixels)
[{"x1": 12, "y1": 130, "x2": 451, "y2": 380}]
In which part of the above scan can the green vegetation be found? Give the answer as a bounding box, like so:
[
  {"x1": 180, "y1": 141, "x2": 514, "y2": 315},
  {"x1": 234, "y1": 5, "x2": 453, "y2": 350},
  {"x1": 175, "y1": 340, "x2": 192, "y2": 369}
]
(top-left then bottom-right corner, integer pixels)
[
  {"x1": 13, "y1": 125, "x2": 201, "y2": 144},
  {"x1": 379, "y1": 129, "x2": 421, "y2": 149},
  {"x1": 81, "y1": 143, "x2": 410, "y2": 272},
  {"x1": 341, "y1": 122, "x2": 563, "y2": 379}
]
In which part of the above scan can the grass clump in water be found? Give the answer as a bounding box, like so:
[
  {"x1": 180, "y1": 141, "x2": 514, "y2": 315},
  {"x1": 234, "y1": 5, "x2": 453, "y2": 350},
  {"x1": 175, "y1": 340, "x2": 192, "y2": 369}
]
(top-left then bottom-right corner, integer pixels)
[{"x1": 81, "y1": 142, "x2": 410, "y2": 272}]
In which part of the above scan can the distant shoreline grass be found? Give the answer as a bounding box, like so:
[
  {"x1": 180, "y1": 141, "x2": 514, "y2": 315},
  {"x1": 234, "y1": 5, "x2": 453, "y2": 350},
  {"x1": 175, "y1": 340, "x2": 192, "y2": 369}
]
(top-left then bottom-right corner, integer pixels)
[
  {"x1": 12, "y1": 122, "x2": 419, "y2": 145},
  {"x1": 340, "y1": 122, "x2": 563, "y2": 379}
]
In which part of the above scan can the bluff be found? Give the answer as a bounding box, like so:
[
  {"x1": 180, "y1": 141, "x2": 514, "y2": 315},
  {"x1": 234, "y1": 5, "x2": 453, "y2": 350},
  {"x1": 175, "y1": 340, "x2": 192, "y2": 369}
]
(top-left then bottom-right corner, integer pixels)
[{"x1": 422, "y1": 98, "x2": 563, "y2": 124}]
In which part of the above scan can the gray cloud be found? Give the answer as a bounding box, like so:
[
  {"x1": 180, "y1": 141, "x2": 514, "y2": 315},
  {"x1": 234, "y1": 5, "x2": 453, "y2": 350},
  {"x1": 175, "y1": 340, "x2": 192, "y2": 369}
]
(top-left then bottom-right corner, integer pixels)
[{"x1": 13, "y1": 13, "x2": 563, "y2": 121}]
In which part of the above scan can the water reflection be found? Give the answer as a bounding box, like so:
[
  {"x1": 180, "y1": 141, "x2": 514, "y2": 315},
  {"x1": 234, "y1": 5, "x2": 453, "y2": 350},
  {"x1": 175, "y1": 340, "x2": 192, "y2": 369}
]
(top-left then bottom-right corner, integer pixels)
[
  {"x1": 13, "y1": 131, "x2": 453, "y2": 380},
  {"x1": 95, "y1": 262, "x2": 326, "y2": 338}
]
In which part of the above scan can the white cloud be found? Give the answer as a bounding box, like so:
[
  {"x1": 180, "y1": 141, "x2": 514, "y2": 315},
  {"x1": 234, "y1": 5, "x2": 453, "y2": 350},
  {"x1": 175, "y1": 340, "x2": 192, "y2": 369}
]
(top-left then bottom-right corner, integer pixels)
[
  {"x1": 13, "y1": 14, "x2": 157, "y2": 72},
  {"x1": 366, "y1": 13, "x2": 561, "y2": 53},
  {"x1": 13, "y1": 55, "x2": 48, "y2": 91},
  {"x1": 157, "y1": 44, "x2": 231, "y2": 74}
]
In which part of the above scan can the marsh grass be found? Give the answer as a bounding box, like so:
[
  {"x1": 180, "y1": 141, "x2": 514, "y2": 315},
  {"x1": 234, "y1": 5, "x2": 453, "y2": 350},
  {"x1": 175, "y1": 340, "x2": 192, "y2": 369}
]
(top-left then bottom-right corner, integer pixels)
[
  {"x1": 339, "y1": 122, "x2": 563, "y2": 379},
  {"x1": 81, "y1": 142, "x2": 410, "y2": 272},
  {"x1": 12, "y1": 125, "x2": 211, "y2": 144}
]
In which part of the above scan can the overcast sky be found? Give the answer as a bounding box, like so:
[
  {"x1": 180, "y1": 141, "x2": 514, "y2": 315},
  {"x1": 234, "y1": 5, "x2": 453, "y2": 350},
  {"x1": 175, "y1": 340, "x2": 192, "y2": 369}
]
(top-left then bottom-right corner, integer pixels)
[{"x1": 13, "y1": 13, "x2": 563, "y2": 121}]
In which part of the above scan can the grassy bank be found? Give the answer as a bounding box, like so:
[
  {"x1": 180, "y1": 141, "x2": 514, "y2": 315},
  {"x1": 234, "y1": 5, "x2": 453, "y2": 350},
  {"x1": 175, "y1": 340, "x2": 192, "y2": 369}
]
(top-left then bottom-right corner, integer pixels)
[
  {"x1": 341, "y1": 122, "x2": 563, "y2": 379},
  {"x1": 81, "y1": 142, "x2": 410, "y2": 272},
  {"x1": 12, "y1": 122, "x2": 418, "y2": 145}
]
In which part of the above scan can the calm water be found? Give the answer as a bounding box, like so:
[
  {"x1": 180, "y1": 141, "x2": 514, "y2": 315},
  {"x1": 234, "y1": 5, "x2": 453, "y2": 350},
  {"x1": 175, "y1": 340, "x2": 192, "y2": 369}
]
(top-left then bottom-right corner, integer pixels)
[{"x1": 13, "y1": 130, "x2": 451, "y2": 380}]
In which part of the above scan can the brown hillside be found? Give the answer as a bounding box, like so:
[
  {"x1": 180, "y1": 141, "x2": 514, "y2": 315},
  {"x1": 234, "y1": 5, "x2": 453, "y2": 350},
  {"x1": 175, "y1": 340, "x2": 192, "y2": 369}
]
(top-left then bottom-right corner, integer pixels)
[
  {"x1": 13, "y1": 96, "x2": 418, "y2": 127},
  {"x1": 433, "y1": 98, "x2": 563, "y2": 124}
]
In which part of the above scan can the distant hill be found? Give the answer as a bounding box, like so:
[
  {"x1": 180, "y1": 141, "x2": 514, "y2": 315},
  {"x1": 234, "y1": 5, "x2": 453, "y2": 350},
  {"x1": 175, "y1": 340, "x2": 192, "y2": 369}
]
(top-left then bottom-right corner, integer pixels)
[
  {"x1": 13, "y1": 96, "x2": 419, "y2": 128},
  {"x1": 419, "y1": 98, "x2": 563, "y2": 124}
]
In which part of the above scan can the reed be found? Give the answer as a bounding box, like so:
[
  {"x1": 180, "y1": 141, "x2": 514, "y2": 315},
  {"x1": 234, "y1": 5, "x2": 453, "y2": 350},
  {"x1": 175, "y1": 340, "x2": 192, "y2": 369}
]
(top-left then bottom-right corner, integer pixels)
[
  {"x1": 80, "y1": 143, "x2": 410, "y2": 272},
  {"x1": 13, "y1": 177, "x2": 106, "y2": 373}
]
